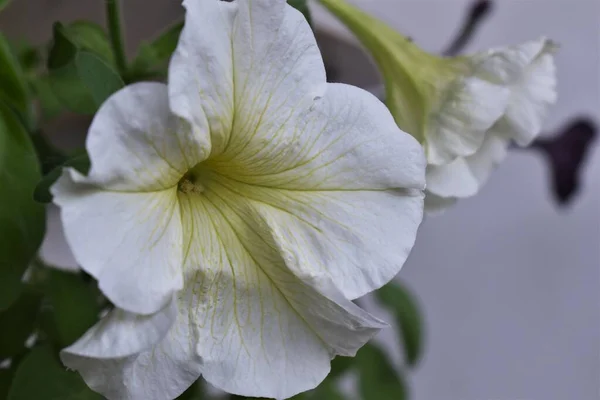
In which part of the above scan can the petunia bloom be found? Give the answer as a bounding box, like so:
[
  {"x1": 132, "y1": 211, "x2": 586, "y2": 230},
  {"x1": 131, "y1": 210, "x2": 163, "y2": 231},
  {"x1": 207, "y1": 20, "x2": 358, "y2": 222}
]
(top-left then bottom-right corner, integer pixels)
[
  {"x1": 51, "y1": 0, "x2": 426, "y2": 399},
  {"x1": 318, "y1": 0, "x2": 557, "y2": 213}
]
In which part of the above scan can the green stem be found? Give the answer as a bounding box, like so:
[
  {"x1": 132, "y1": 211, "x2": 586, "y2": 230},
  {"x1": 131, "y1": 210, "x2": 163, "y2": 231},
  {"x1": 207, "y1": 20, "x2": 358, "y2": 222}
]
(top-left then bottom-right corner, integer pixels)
[{"x1": 105, "y1": 0, "x2": 127, "y2": 76}]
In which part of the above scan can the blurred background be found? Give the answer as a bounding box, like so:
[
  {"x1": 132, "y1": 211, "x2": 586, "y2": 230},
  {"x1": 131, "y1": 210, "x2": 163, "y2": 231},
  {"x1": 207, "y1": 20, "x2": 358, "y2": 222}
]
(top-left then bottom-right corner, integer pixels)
[{"x1": 1, "y1": 1, "x2": 598, "y2": 399}]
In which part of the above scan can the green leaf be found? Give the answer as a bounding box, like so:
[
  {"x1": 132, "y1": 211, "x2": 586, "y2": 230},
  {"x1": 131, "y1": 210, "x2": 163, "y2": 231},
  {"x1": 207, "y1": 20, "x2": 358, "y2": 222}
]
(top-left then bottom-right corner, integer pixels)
[
  {"x1": 129, "y1": 21, "x2": 183, "y2": 80},
  {"x1": 31, "y1": 75, "x2": 64, "y2": 121},
  {"x1": 9, "y1": 39, "x2": 41, "y2": 74},
  {"x1": 375, "y1": 282, "x2": 423, "y2": 366},
  {"x1": 0, "y1": 367, "x2": 14, "y2": 400},
  {"x1": 329, "y1": 355, "x2": 354, "y2": 379},
  {"x1": 0, "y1": 103, "x2": 46, "y2": 310},
  {"x1": 298, "y1": 379, "x2": 345, "y2": 400},
  {"x1": 63, "y1": 21, "x2": 114, "y2": 66},
  {"x1": 0, "y1": 290, "x2": 41, "y2": 358},
  {"x1": 43, "y1": 269, "x2": 100, "y2": 347},
  {"x1": 47, "y1": 62, "x2": 97, "y2": 114},
  {"x1": 0, "y1": 0, "x2": 12, "y2": 12},
  {"x1": 356, "y1": 344, "x2": 407, "y2": 400},
  {"x1": 34, "y1": 153, "x2": 90, "y2": 203},
  {"x1": 47, "y1": 23, "x2": 78, "y2": 70},
  {"x1": 0, "y1": 33, "x2": 31, "y2": 124},
  {"x1": 177, "y1": 380, "x2": 205, "y2": 400},
  {"x1": 47, "y1": 23, "x2": 123, "y2": 114},
  {"x1": 314, "y1": 381, "x2": 345, "y2": 400},
  {"x1": 7, "y1": 346, "x2": 103, "y2": 400},
  {"x1": 76, "y1": 51, "x2": 124, "y2": 105},
  {"x1": 288, "y1": 0, "x2": 312, "y2": 27}
]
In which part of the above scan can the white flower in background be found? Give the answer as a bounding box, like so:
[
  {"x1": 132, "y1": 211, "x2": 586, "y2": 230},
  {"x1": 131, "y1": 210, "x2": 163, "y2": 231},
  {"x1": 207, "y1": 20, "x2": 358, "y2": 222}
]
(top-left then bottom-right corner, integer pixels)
[
  {"x1": 425, "y1": 40, "x2": 558, "y2": 212},
  {"x1": 50, "y1": 0, "x2": 426, "y2": 399},
  {"x1": 318, "y1": 0, "x2": 558, "y2": 213}
]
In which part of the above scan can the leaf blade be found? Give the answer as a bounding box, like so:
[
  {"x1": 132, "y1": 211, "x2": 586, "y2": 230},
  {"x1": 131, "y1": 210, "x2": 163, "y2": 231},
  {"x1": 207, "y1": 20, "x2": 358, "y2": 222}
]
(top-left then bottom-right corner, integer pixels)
[
  {"x1": 376, "y1": 281, "x2": 424, "y2": 366},
  {"x1": 0, "y1": 102, "x2": 45, "y2": 310},
  {"x1": 7, "y1": 346, "x2": 103, "y2": 400}
]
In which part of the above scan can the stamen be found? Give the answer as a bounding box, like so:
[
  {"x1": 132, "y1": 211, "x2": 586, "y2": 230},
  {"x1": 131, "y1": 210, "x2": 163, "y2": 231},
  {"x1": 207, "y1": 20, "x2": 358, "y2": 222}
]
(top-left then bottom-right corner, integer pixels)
[{"x1": 177, "y1": 171, "x2": 205, "y2": 194}]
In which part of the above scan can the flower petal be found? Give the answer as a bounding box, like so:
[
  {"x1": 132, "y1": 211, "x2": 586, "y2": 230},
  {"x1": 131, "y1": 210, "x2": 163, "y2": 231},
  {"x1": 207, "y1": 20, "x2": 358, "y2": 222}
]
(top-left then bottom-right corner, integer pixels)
[
  {"x1": 211, "y1": 83, "x2": 425, "y2": 191},
  {"x1": 206, "y1": 83, "x2": 424, "y2": 298},
  {"x1": 502, "y1": 41, "x2": 558, "y2": 146},
  {"x1": 423, "y1": 134, "x2": 509, "y2": 214},
  {"x1": 464, "y1": 133, "x2": 509, "y2": 185},
  {"x1": 61, "y1": 298, "x2": 203, "y2": 400},
  {"x1": 426, "y1": 76, "x2": 510, "y2": 165},
  {"x1": 210, "y1": 0, "x2": 327, "y2": 161},
  {"x1": 425, "y1": 158, "x2": 479, "y2": 198},
  {"x1": 473, "y1": 38, "x2": 550, "y2": 85},
  {"x1": 168, "y1": 0, "x2": 237, "y2": 156},
  {"x1": 84, "y1": 82, "x2": 208, "y2": 191},
  {"x1": 62, "y1": 298, "x2": 177, "y2": 360},
  {"x1": 176, "y1": 187, "x2": 385, "y2": 399},
  {"x1": 51, "y1": 175, "x2": 183, "y2": 315}
]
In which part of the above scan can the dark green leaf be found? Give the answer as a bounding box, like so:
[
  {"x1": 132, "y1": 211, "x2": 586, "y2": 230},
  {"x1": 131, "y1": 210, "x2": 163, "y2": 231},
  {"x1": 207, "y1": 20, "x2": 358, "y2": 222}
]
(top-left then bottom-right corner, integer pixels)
[
  {"x1": 288, "y1": 0, "x2": 312, "y2": 27},
  {"x1": 42, "y1": 269, "x2": 100, "y2": 347},
  {"x1": 0, "y1": 103, "x2": 46, "y2": 310},
  {"x1": 177, "y1": 380, "x2": 205, "y2": 400},
  {"x1": 9, "y1": 39, "x2": 41, "y2": 74},
  {"x1": 31, "y1": 75, "x2": 64, "y2": 121},
  {"x1": 47, "y1": 62, "x2": 97, "y2": 114},
  {"x1": 34, "y1": 153, "x2": 90, "y2": 203},
  {"x1": 47, "y1": 23, "x2": 123, "y2": 114},
  {"x1": 329, "y1": 355, "x2": 354, "y2": 379},
  {"x1": 297, "y1": 379, "x2": 345, "y2": 400},
  {"x1": 129, "y1": 21, "x2": 183, "y2": 80},
  {"x1": 63, "y1": 21, "x2": 114, "y2": 65},
  {"x1": 0, "y1": 0, "x2": 12, "y2": 12},
  {"x1": 0, "y1": 33, "x2": 31, "y2": 124},
  {"x1": 76, "y1": 51, "x2": 124, "y2": 105},
  {"x1": 7, "y1": 346, "x2": 103, "y2": 400},
  {"x1": 47, "y1": 23, "x2": 78, "y2": 70},
  {"x1": 313, "y1": 381, "x2": 345, "y2": 400},
  {"x1": 356, "y1": 344, "x2": 407, "y2": 400},
  {"x1": 376, "y1": 282, "x2": 423, "y2": 366},
  {"x1": 0, "y1": 367, "x2": 14, "y2": 400},
  {"x1": 47, "y1": 23, "x2": 96, "y2": 114},
  {"x1": 0, "y1": 290, "x2": 41, "y2": 358}
]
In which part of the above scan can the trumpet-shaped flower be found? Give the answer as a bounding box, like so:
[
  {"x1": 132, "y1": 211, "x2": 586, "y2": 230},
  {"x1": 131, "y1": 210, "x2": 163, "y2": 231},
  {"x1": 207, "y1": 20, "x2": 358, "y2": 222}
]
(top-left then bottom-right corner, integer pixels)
[
  {"x1": 50, "y1": 0, "x2": 426, "y2": 399},
  {"x1": 318, "y1": 0, "x2": 557, "y2": 213}
]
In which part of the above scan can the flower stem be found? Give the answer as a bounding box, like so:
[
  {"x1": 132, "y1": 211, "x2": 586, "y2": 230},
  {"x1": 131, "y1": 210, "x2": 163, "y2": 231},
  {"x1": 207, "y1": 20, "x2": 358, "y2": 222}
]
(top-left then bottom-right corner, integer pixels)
[{"x1": 105, "y1": 0, "x2": 127, "y2": 76}]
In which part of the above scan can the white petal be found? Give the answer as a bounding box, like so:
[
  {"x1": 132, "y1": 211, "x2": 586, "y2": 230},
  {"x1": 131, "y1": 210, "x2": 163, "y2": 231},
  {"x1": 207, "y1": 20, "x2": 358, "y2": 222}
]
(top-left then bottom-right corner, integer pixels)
[
  {"x1": 205, "y1": 0, "x2": 327, "y2": 162},
  {"x1": 168, "y1": 0, "x2": 237, "y2": 156},
  {"x1": 84, "y1": 82, "x2": 208, "y2": 191},
  {"x1": 425, "y1": 158, "x2": 479, "y2": 198},
  {"x1": 429, "y1": 134, "x2": 508, "y2": 195},
  {"x1": 473, "y1": 38, "x2": 550, "y2": 85},
  {"x1": 62, "y1": 298, "x2": 203, "y2": 400},
  {"x1": 210, "y1": 177, "x2": 424, "y2": 301},
  {"x1": 62, "y1": 298, "x2": 177, "y2": 360},
  {"x1": 464, "y1": 133, "x2": 509, "y2": 185},
  {"x1": 207, "y1": 83, "x2": 424, "y2": 298},
  {"x1": 212, "y1": 83, "x2": 425, "y2": 191},
  {"x1": 423, "y1": 134, "x2": 509, "y2": 214},
  {"x1": 51, "y1": 175, "x2": 183, "y2": 315},
  {"x1": 502, "y1": 41, "x2": 558, "y2": 146},
  {"x1": 426, "y1": 76, "x2": 510, "y2": 165},
  {"x1": 176, "y1": 189, "x2": 385, "y2": 399}
]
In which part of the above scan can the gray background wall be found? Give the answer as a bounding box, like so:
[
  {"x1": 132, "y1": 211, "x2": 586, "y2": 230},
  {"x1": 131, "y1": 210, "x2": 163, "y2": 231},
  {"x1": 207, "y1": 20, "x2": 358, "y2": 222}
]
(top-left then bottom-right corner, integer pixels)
[{"x1": 2, "y1": 1, "x2": 598, "y2": 400}]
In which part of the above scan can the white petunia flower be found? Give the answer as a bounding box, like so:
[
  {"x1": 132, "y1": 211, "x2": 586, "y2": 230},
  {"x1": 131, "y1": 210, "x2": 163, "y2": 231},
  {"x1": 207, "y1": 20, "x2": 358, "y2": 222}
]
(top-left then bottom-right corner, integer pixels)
[
  {"x1": 318, "y1": 0, "x2": 557, "y2": 213},
  {"x1": 50, "y1": 0, "x2": 426, "y2": 399},
  {"x1": 425, "y1": 39, "x2": 558, "y2": 212}
]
